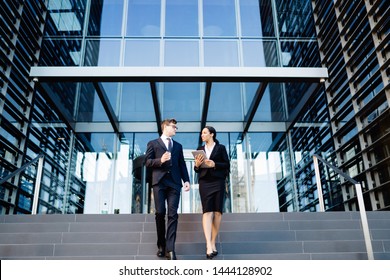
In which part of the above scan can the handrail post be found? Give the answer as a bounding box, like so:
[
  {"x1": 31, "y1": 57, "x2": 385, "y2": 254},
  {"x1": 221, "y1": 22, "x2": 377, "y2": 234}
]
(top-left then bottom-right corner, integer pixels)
[
  {"x1": 31, "y1": 156, "x2": 44, "y2": 214},
  {"x1": 313, "y1": 156, "x2": 325, "y2": 212},
  {"x1": 355, "y1": 183, "x2": 374, "y2": 260},
  {"x1": 312, "y1": 154, "x2": 374, "y2": 260}
]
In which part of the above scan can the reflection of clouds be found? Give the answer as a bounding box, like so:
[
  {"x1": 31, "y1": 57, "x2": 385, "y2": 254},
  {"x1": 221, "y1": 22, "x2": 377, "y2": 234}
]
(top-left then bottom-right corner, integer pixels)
[
  {"x1": 141, "y1": 25, "x2": 160, "y2": 36},
  {"x1": 204, "y1": 25, "x2": 223, "y2": 36},
  {"x1": 81, "y1": 152, "x2": 112, "y2": 182},
  {"x1": 97, "y1": 153, "x2": 111, "y2": 181}
]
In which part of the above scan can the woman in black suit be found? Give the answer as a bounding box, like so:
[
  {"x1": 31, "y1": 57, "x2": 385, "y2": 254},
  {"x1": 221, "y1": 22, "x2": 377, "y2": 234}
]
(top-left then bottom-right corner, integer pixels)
[{"x1": 194, "y1": 126, "x2": 230, "y2": 259}]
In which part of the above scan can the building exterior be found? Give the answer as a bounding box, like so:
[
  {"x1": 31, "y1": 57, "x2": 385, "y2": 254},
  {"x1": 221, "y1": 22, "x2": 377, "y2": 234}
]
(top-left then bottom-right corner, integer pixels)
[{"x1": 0, "y1": 0, "x2": 388, "y2": 215}]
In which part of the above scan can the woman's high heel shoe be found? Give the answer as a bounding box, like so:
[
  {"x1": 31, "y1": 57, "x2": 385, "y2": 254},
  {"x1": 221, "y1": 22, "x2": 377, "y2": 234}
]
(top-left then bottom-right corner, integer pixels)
[
  {"x1": 212, "y1": 250, "x2": 218, "y2": 256},
  {"x1": 206, "y1": 253, "x2": 214, "y2": 259}
]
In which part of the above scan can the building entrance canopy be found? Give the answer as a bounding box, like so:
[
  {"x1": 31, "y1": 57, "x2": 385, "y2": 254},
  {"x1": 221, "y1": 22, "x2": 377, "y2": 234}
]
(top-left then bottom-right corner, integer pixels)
[{"x1": 30, "y1": 66, "x2": 328, "y2": 137}]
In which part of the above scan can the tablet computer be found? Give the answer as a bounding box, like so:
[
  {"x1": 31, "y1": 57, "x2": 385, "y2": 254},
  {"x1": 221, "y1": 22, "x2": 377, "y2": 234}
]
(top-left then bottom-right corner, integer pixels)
[{"x1": 191, "y1": 150, "x2": 212, "y2": 168}]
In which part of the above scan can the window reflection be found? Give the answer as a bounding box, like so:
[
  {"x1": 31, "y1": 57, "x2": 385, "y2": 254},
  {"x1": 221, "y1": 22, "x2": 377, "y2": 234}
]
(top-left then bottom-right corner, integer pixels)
[
  {"x1": 159, "y1": 83, "x2": 202, "y2": 121},
  {"x1": 253, "y1": 83, "x2": 286, "y2": 122},
  {"x1": 124, "y1": 40, "x2": 160, "y2": 66},
  {"x1": 40, "y1": 39, "x2": 82, "y2": 66},
  {"x1": 88, "y1": 0, "x2": 124, "y2": 36},
  {"x1": 275, "y1": 0, "x2": 316, "y2": 38},
  {"x1": 208, "y1": 83, "x2": 243, "y2": 121},
  {"x1": 47, "y1": 0, "x2": 86, "y2": 35},
  {"x1": 77, "y1": 83, "x2": 109, "y2": 122},
  {"x1": 203, "y1": 0, "x2": 237, "y2": 37},
  {"x1": 84, "y1": 39, "x2": 121, "y2": 66},
  {"x1": 79, "y1": 133, "x2": 116, "y2": 214},
  {"x1": 127, "y1": 0, "x2": 161, "y2": 36},
  {"x1": 164, "y1": 41, "x2": 199, "y2": 66},
  {"x1": 166, "y1": 0, "x2": 198, "y2": 36},
  {"x1": 239, "y1": 0, "x2": 263, "y2": 37},
  {"x1": 242, "y1": 40, "x2": 278, "y2": 67},
  {"x1": 120, "y1": 83, "x2": 156, "y2": 121},
  {"x1": 204, "y1": 40, "x2": 239, "y2": 66}
]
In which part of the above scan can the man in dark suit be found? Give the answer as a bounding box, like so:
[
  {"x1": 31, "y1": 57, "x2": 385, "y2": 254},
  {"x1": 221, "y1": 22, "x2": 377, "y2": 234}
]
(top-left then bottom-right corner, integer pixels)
[{"x1": 144, "y1": 118, "x2": 190, "y2": 260}]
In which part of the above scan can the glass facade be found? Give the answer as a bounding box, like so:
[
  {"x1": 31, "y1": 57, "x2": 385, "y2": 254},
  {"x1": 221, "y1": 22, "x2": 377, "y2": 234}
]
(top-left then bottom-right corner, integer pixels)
[{"x1": 1, "y1": 0, "x2": 389, "y2": 215}]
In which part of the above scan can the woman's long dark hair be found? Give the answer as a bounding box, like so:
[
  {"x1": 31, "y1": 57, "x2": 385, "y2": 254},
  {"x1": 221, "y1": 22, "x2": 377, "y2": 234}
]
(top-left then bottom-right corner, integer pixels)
[{"x1": 204, "y1": 126, "x2": 219, "y2": 144}]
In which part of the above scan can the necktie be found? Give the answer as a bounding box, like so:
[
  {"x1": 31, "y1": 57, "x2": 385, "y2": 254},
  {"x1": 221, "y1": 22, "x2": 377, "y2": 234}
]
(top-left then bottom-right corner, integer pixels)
[{"x1": 167, "y1": 138, "x2": 172, "y2": 152}]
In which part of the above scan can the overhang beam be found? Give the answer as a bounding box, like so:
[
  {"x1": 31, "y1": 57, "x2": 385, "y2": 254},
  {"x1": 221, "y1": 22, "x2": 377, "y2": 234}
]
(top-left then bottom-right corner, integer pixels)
[{"x1": 30, "y1": 66, "x2": 328, "y2": 83}]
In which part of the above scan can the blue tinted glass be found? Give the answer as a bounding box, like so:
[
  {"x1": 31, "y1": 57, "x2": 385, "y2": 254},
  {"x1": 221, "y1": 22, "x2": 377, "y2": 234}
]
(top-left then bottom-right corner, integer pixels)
[
  {"x1": 89, "y1": 133, "x2": 115, "y2": 153},
  {"x1": 240, "y1": 0, "x2": 262, "y2": 37},
  {"x1": 127, "y1": 0, "x2": 161, "y2": 36},
  {"x1": 120, "y1": 83, "x2": 156, "y2": 121},
  {"x1": 101, "y1": 83, "x2": 120, "y2": 117},
  {"x1": 171, "y1": 133, "x2": 199, "y2": 150},
  {"x1": 40, "y1": 39, "x2": 83, "y2": 66},
  {"x1": 133, "y1": 133, "x2": 159, "y2": 156},
  {"x1": 204, "y1": 40, "x2": 239, "y2": 66},
  {"x1": 280, "y1": 41, "x2": 320, "y2": 67},
  {"x1": 276, "y1": 0, "x2": 316, "y2": 38},
  {"x1": 124, "y1": 40, "x2": 160, "y2": 66},
  {"x1": 253, "y1": 83, "x2": 286, "y2": 121},
  {"x1": 46, "y1": 0, "x2": 87, "y2": 36},
  {"x1": 242, "y1": 40, "x2": 279, "y2": 66},
  {"x1": 164, "y1": 41, "x2": 199, "y2": 66},
  {"x1": 242, "y1": 83, "x2": 259, "y2": 115},
  {"x1": 77, "y1": 83, "x2": 109, "y2": 122},
  {"x1": 84, "y1": 40, "x2": 121, "y2": 66},
  {"x1": 208, "y1": 83, "x2": 243, "y2": 121},
  {"x1": 88, "y1": 0, "x2": 124, "y2": 36},
  {"x1": 166, "y1": 0, "x2": 198, "y2": 36},
  {"x1": 203, "y1": 0, "x2": 236, "y2": 36},
  {"x1": 160, "y1": 83, "x2": 202, "y2": 121}
]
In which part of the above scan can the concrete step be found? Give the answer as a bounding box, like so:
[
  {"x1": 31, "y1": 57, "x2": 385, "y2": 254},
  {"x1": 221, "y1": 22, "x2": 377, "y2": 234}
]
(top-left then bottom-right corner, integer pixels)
[{"x1": 0, "y1": 212, "x2": 389, "y2": 260}]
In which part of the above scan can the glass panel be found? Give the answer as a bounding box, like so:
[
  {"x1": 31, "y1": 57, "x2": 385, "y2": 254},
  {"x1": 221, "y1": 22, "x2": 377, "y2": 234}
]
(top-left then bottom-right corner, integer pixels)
[
  {"x1": 100, "y1": 83, "x2": 120, "y2": 118},
  {"x1": 208, "y1": 83, "x2": 243, "y2": 121},
  {"x1": 120, "y1": 83, "x2": 156, "y2": 121},
  {"x1": 88, "y1": 0, "x2": 124, "y2": 36},
  {"x1": 41, "y1": 82, "x2": 78, "y2": 122},
  {"x1": 204, "y1": 40, "x2": 239, "y2": 66},
  {"x1": 275, "y1": 0, "x2": 316, "y2": 38},
  {"x1": 124, "y1": 39, "x2": 160, "y2": 66},
  {"x1": 39, "y1": 39, "x2": 83, "y2": 66},
  {"x1": 242, "y1": 82, "x2": 258, "y2": 115},
  {"x1": 239, "y1": 0, "x2": 263, "y2": 37},
  {"x1": 165, "y1": 0, "x2": 198, "y2": 36},
  {"x1": 259, "y1": 0, "x2": 276, "y2": 37},
  {"x1": 280, "y1": 40, "x2": 321, "y2": 67},
  {"x1": 242, "y1": 40, "x2": 279, "y2": 66},
  {"x1": 84, "y1": 39, "x2": 121, "y2": 66},
  {"x1": 253, "y1": 83, "x2": 286, "y2": 121},
  {"x1": 77, "y1": 83, "x2": 109, "y2": 122},
  {"x1": 229, "y1": 133, "x2": 282, "y2": 212},
  {"x1": 159, "y1": 83, "x2": 202, "y2": 121},
  {"x1": 203, "y1": 0, "x2": 237, "y2": 37},
  {"x1": 46, "y1": 0, "x2": 87, "y2": 36},
  {"x1": 127, "y1": 0, "x2": 161, "y2": 36},
  {"x1": 79, "y1": 133, "x2": 116, "y2": 214},
  {"x1": 285, "y1": 82, "x2": 314, "y2": 119},
  {"x1": 164, "y1": 40, "x2": 199, "y2": 66}
]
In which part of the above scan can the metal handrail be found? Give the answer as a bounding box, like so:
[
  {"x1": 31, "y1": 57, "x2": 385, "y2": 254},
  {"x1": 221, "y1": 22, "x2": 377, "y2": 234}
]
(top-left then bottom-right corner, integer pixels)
[
  {"x1": 313, "y1": 154, "x2": 374, "y2": 260},
  {"x1": 0, "y1": 153, "x2": 44, "y2": 214}
]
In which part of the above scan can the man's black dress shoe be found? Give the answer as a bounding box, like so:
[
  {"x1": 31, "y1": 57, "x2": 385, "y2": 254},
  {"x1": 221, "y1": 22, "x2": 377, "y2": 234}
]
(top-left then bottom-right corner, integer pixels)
[
  {"x1": 157, "y1": 246, "x2": 165, "y2": 258},
  {"x1": 166, "y1": 251, "x2": 177, "y2": 260}
]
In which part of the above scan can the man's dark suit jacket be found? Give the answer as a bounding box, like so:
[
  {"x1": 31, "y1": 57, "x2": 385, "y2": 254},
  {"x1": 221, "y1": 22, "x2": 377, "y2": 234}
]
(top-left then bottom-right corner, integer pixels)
[
  {"x1": 144, "y1": 138, "x2": 189, "y2": 191},
  {"x1": 194, "y1": 143, "x2": 230, "y2": 180}
]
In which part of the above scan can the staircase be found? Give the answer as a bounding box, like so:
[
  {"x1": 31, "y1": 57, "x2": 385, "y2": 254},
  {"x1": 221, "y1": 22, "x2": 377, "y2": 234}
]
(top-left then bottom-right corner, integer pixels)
[{"x1": 0, "y1": 211, "x2": 389, "y2": 260}]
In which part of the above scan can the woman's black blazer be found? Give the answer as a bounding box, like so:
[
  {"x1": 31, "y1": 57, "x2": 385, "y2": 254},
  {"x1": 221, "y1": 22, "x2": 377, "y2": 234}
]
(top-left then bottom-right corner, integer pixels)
[{"x1": 194, "y1": 143, "x2": 230, "y2": 180}]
